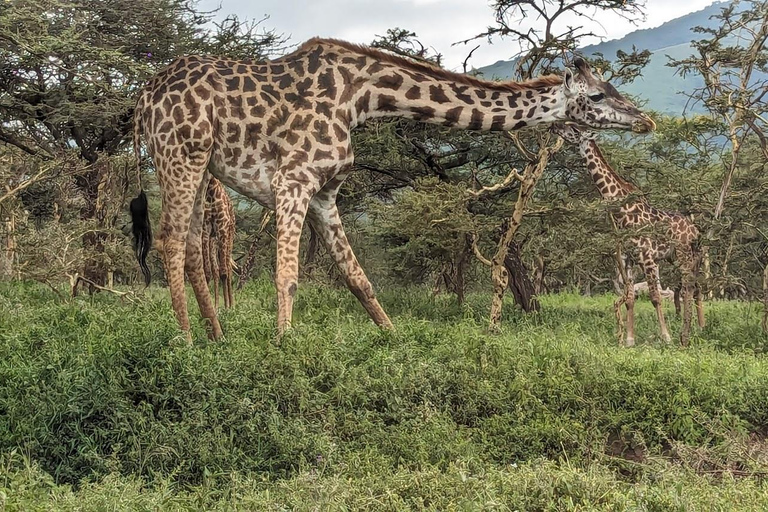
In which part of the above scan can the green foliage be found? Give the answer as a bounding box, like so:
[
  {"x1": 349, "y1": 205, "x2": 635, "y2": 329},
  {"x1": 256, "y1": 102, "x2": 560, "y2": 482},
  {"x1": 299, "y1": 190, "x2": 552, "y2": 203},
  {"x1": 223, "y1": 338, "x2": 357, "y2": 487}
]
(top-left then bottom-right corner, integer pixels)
[
  {"x1": 368, "y1": 178, "x2": 479, "y2": 283},
  {"x1": 0, "y1": 0, "x2": 285, "y2": 162},
  {"x1": 1, "y1": 280, "x2": 767, "y2": 508},
  {"x1": 0, "y1": 0, "x2": 287, "y2": 287},
  {"x1": 5, "y1": 452, "x2": 768, "y2": 511}
]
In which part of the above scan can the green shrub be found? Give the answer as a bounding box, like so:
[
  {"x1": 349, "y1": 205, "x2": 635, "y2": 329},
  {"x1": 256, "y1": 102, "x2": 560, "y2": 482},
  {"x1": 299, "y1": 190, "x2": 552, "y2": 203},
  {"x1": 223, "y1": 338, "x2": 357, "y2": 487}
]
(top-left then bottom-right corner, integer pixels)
[{"x1": 1, "y1": 279, "x2": 767, "y2": 508}]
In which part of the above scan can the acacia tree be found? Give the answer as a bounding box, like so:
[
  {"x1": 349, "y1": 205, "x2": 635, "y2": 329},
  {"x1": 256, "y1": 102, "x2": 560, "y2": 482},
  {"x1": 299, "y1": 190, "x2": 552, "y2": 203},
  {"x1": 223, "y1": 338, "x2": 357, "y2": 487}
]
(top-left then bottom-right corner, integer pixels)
[
  {"x1": 670, "y1": 0, "x2": 768, "y2": 325},
  {"x1": 672, "y1": 0, "x2": 768, "y2": 218},
  {"x1": 356, "y1": 4, "x2": 649, "y2": 320},
  {"x1": 0, "y1": 0, "x2": 284, "y2": 287},
  {"x1": 464, "y1": 0, "x2": 649, "y2": 330}
]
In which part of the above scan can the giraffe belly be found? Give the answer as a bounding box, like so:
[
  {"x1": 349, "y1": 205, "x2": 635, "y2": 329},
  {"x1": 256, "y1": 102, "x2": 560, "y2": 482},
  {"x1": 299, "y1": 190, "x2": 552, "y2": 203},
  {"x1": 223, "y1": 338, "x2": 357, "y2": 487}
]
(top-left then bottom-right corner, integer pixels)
[{"x1": 208, "y1": 157, "x2": 277, "y2": 210}]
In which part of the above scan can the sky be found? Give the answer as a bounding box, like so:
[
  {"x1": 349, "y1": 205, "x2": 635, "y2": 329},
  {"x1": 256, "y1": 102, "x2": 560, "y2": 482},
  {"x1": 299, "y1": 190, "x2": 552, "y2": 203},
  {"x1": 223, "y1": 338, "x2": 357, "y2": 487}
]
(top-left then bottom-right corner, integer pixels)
[{"x1": 200, "y1": 0, "x2": 718, "y2": 71}]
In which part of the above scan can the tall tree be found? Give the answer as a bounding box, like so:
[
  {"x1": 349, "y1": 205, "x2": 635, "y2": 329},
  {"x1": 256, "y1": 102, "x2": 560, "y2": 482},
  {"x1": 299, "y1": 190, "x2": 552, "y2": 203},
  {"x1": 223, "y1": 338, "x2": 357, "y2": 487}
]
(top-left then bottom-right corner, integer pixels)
[
  {"x1": 672, "y1": 0, "x2": 768, "y2": 219},
  {"x1": 671, "y1": 0, "x2": 768, "y2": 316},
  {"x1": 465, "y1": 0, "x2": 649, "y2": 329},
  {"x1": 0, "y1": 0, "x2": 284, "y2": 286}
]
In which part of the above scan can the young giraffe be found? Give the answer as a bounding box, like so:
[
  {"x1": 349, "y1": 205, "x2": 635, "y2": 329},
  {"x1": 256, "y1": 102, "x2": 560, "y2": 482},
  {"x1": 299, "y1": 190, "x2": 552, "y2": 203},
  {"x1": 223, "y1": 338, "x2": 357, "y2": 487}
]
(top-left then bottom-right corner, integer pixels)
[
  {"x1": 201, "y1": 177, "x2": 236, "y2": 309},
  {"x1": 130, "y1": 37, "x2": 655, "y2": 340},
  {"x1": 551, "y1": 123, "x2": 704, "y2": 346}
]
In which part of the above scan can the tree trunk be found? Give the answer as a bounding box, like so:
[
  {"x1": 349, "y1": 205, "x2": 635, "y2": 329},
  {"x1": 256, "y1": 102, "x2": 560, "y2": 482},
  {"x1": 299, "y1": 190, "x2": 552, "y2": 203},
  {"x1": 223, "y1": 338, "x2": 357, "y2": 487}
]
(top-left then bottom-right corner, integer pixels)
[
  {"x1": 487, "y1": 136, "x2": 562, "y2": 331},
  {"x1": 713, "y1": 130, "x2": 741, "y2": 221},
  {"x1": 431, "y1": 268, "x2": 444, "y2": 296},
  {"x1": 453, "y1": 241, "x2": 470, "y2": 306},
  {"x1": 504, "y1": 241, "x2": 539, "y2": 312},
  {"x1": 76, "y1": 157, "x2": 118, "y2": 292},
  {"x1": 489, "y1": 260, "x2": 509, "y2": 330},
  {"x1": 533, "y1": 253, "x2": 546, "y2": 296},
  {"x1": 2, "y1": 212, "x2": 16, "y2": 278}
]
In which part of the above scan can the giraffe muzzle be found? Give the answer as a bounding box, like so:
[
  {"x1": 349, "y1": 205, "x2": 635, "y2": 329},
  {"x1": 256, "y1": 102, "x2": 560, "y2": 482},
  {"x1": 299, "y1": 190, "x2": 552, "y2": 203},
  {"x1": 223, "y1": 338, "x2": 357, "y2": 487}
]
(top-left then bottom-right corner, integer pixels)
[{"x1": 632, "y1": 114, "x2": 656, "y2": 134}]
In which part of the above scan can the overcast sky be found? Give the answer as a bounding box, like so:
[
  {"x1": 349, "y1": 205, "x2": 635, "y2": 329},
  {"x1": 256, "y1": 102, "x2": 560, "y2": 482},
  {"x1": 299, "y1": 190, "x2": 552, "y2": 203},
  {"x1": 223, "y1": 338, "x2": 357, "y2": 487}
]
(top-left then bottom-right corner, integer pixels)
[{"x1": 200, "y1": 0, "x2": 718, "y2": 71}]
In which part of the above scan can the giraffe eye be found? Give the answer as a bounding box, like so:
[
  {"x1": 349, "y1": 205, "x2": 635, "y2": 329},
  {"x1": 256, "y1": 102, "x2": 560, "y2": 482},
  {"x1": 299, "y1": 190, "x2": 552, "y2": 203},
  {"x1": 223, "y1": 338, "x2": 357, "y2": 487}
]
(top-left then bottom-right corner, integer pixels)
[{"x1": 589, "y1": 93, "x2": 605, "y2": 102}]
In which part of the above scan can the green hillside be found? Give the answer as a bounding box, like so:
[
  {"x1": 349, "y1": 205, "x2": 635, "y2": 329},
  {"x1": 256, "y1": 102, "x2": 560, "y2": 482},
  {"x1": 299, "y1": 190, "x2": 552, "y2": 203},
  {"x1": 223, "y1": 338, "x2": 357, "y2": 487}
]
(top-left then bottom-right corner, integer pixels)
[{"x1": 620, "y1": 42, "x2": 705, "y2": 114}]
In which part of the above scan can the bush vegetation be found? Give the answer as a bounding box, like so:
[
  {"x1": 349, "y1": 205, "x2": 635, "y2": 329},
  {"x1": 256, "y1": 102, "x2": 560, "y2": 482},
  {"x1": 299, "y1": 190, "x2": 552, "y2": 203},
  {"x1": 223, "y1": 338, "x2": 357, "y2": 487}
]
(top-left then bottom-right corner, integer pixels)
[{"x1": 1, "y1": 279, "x2": 767, "y2": 509}]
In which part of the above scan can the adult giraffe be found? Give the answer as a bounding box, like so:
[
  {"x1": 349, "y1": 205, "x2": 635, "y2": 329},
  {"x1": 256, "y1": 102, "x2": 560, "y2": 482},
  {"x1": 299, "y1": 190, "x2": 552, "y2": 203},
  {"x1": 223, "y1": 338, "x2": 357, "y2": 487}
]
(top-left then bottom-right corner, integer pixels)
[
  {"x1": 551, "y1": 123, "x2": 704, "y2": 346},
  {"x1": 130, "y1": 37, "x2": 655, "y2": 340}
]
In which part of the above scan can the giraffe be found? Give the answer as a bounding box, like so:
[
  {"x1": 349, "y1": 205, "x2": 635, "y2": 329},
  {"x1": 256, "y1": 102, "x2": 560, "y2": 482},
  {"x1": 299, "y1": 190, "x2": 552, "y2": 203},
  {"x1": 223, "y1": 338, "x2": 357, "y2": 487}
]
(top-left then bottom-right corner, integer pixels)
[
  {"x1": 201, "y1": 177, "x2": 236, "y2": 310},
  {"x1": 550, "y1": 123, "x2": 705, "y2": 346},
  {"x1": 129, "y1": 37, "x2": 656, "y2": 341}
]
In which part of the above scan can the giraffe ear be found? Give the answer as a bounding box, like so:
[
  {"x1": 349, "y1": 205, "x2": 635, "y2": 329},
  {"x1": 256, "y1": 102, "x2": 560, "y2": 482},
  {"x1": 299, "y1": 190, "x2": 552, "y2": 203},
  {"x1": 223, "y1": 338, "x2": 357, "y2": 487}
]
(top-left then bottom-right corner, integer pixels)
[{"x1": 563, "y1": 67, "x2": 576, "y2": 95}]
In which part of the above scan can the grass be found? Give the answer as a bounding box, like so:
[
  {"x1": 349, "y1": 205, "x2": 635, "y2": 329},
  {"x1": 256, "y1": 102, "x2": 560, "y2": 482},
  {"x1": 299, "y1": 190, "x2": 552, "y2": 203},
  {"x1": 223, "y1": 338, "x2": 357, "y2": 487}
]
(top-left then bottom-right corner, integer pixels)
[{"x1": 1, "y1": 278, "x2": 767, "y2": 510}]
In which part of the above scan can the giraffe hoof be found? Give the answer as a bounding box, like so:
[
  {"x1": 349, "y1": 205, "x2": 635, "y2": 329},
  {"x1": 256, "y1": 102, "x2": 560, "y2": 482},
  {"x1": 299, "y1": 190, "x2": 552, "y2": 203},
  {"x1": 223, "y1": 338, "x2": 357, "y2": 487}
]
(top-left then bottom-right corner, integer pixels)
[{"x1": 624, "y1": 338, "x2": 635, "y2": 348}]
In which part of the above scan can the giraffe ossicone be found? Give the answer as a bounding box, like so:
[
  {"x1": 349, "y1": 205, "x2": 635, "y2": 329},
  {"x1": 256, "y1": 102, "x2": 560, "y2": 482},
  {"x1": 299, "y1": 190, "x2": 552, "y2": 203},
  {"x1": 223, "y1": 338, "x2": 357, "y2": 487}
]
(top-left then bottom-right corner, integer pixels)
[{"x1": 130, "y1": 37, "x2": 656, "y2": 340}]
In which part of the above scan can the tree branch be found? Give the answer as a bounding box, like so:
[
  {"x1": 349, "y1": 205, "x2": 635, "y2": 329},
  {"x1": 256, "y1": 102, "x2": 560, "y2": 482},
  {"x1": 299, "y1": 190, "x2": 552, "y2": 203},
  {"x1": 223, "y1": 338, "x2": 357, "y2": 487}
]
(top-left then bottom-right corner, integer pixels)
[{"x1": 469, "y1": 234, "x2": 493, "y2": 267}]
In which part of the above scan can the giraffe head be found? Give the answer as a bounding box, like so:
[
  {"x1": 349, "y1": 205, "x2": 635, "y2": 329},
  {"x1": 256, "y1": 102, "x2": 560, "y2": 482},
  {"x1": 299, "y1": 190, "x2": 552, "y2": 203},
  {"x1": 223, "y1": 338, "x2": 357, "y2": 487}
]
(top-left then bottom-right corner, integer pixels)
[{"x1": 559, "y1": 58, "x2": 655, "y2": 134}]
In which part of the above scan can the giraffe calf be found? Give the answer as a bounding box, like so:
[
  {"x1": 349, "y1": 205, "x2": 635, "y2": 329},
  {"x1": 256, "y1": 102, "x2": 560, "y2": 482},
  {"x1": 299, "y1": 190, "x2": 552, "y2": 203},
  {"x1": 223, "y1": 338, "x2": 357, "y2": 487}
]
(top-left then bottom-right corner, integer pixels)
[
  {"x1": 551, "y1": 123, "x2": 705, "y2": 346},
  {"x1": 202, "y1": 177, "x2": 236, "y2": 310}
]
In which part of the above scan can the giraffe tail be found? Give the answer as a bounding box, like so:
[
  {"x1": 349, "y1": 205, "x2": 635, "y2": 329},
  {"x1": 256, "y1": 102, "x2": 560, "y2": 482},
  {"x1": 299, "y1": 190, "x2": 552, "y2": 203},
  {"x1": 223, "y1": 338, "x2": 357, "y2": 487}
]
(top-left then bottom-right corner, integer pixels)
[{"x1": 129, "y1": 93, "x2": 153, "y2": 286}]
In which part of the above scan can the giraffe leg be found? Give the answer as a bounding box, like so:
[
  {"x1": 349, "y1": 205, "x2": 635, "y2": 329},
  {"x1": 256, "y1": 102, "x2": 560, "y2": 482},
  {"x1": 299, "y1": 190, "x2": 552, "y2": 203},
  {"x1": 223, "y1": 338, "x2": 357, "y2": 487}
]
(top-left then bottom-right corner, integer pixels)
[
  {"x1": 185, "y1": 176, "x2": 223, "y2": 341},
  {"x1": 308, "y1": 197, "x2": 393, "y2": 329},
  {"x1": 695, "y1": 284, "x2": 705, "y2": 329},
  {"x1": 642, "y1": 258, "x2": 671, "y2": 343},
  {"x1": 614, "y1": 250, "x2": 635, "y2": 347},
  {"x1": 227, "y1": 234, "x2": 235, "y2": 308},
  {"x1": 218, "y1": 257, "x2": 230, "y2": 309},
  {"x1": 154, "y1": 155, "x2": 212, "y2": 343},
  {"x1": 624, "y1": 269, "x2": 635, "y2": 347},
  {"x1": 226, "y1": 265, "x2": 234, "y2": 308},
  {"x1": 673, "y1": 286, "x2": 682, "y2": 317},
  {"x1": 211, "y1": 239, "x2": 220, "y2": 310},
  {"x1": 219, "y1": 229, "x2": 234, "y2": 309},
  {"x1": 202, "y1": 220, "x2": 212, "y2": 285},
  {"x1": 274, "y1": 183, "x2": 316, "y2": 335},
  {"x1": 623, "y1": 260, "x2": 636, "y2": 347}
]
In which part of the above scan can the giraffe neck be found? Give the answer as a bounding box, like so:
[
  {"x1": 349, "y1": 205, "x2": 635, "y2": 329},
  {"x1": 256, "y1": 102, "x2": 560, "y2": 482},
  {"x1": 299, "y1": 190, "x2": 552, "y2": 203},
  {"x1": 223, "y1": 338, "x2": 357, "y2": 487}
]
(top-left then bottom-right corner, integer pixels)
[
  {"x1": 355, "y1": 75, "x2": 563, "y2": 131},
  {"x1": 580, "y1": 140, "x2": 637, "y2": 200},
  {"x1": 301, "y1": 40, "x2": 566, "y2": 132}
]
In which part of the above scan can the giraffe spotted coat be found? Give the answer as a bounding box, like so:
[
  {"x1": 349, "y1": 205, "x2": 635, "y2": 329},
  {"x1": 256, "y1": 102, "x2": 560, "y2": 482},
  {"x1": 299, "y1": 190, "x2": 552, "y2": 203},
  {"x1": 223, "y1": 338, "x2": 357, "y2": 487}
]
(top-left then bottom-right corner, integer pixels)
[
  {"x1": 202, "y1": 177, "x2": 236, "y2": 310},
  {"x1": 131, "y1": 37, "x2": 656, "y2": 340}
]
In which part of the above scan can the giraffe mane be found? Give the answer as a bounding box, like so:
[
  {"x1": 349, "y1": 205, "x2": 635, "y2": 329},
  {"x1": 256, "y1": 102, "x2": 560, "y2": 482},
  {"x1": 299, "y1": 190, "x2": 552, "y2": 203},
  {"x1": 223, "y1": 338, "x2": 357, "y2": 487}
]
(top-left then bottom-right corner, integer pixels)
[{"x1": 299, "y1": 37, "x2": 564, "y2": 93}]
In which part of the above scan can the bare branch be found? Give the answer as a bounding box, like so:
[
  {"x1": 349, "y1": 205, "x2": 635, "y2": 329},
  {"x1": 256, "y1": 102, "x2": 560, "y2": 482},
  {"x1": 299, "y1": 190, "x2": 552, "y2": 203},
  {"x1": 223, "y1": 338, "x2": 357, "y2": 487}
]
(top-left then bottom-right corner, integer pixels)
[
  {"x1": 505, "y1": 131, "x2": 538, "y2": 162},
  {"x1": 466, "y1": 166, "x2": 524, "y2": 198},
  {"x1": 469, "y1": 234, "x2": 493, "y2": 267},
  {"x1": 462, "y1": 45, "x2": 481, "y2": 74}
]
